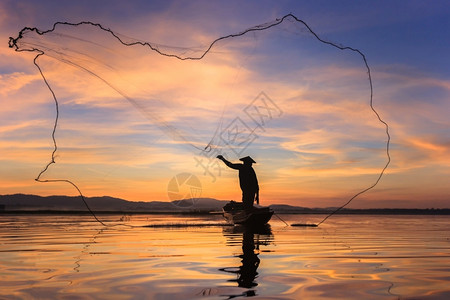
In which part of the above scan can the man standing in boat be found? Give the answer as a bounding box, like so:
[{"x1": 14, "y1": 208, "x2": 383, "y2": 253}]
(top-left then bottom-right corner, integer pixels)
[{"x1": 217, "y1": 155, "x2": 259, "y2": 210}]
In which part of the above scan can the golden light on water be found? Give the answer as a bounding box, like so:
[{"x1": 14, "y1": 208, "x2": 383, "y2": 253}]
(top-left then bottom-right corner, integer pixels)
[{"x1": 2, "y1": 214, "x2": 449, "y2": 299}]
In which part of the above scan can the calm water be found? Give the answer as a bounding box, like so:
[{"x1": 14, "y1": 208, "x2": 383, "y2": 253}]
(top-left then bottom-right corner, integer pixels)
[{"x1": 1, "y1": 214, "x2": 449, "y2": 299}]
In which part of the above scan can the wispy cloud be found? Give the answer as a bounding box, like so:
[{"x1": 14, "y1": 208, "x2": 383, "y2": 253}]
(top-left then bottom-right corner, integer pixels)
[{"x1": 1, "y1": 1, "x2": 449, "y2": 208}]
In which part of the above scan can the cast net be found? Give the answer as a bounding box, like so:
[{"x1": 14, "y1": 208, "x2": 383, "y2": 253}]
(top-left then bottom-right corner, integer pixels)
[{"x1": 9, "y1": 15, "x2": 390, "y2": 224}]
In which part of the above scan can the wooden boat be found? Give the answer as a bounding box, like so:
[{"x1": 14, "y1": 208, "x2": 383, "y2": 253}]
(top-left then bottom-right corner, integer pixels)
[{"x1": 222, "y1": 201, "x2": 274, "y2": 226}]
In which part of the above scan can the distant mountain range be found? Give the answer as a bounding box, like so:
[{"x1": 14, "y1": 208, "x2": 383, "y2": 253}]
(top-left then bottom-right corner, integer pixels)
[
  {"x1": 0, "y1": 193, "x2": 317, "y2": 213},
  {"x1": 1, "y1": 194, "x2": 449, "y2": 214},
  {"x1": 0, "y1": 194, "x2": 229, "y2": 213}
]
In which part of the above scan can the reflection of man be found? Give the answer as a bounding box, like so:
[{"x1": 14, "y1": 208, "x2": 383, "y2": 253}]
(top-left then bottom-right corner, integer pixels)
[
  {"x1": 217, "y1": 155, "x2": 259, "y2": 210},
  {"x1": 238, "y1": 230, "x2": 260, "y2": 288},
  {"x1": 219, "y1": 225, "x2": 272, "y2": 296}
]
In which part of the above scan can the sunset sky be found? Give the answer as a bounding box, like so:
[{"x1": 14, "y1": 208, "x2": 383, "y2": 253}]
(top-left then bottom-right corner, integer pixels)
[{"x1": 1, "y1": 0, "x2": 449, "y2": 209}]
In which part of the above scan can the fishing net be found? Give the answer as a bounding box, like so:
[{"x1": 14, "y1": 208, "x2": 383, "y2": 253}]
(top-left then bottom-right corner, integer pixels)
[{"x1": 9, "y1": 15, "x2": 390, "y2": 213}]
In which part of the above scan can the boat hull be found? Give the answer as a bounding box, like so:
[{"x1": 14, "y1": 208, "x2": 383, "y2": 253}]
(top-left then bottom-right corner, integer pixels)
[{"x1": 222, "y1": 201, "x2": 274, "y2": 226}]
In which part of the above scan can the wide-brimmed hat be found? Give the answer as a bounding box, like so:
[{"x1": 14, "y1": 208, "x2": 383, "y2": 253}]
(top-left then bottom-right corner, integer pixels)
[{"x1": 239, "y1": 156, "x2": 256, "y2": 163}]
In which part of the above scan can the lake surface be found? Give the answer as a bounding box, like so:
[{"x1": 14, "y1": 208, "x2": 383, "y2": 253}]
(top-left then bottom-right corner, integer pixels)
[{"x1": 1, "y1": 214, "x2": 449, "y2": 299}]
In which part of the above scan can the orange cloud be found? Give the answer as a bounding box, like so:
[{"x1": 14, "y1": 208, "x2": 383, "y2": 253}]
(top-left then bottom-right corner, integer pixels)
[{"x1": 2, "y1": 12, "x2": 449, "y2": 209}]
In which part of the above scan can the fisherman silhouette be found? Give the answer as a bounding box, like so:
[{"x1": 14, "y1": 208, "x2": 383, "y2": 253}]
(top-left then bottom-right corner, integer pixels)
[{"x1": 217, "y1": 155, "x2": 259, "y2": 211}]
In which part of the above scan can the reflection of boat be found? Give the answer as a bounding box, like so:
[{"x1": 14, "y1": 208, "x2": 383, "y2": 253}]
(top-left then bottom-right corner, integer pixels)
[
  {"x1": 223, "y1": 224, "x2": 272, "y2": 236},
  {"x1": 222, "y1": 201, "x2": 274, "y2": 226}
]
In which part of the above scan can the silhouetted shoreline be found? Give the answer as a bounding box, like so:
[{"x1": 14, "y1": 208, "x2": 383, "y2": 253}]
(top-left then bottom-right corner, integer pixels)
[
  {"x1": 1, "y1": 194, "x2": 449, "y2": 215},
  {"x1": 1, "y1": 208, "x2": 450, "y2": 216}
]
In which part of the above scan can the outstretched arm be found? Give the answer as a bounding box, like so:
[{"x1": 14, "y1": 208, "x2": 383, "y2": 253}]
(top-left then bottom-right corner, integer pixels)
[{"x1": 217, "y1": 155, "x2": 240, "y2": 170}]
